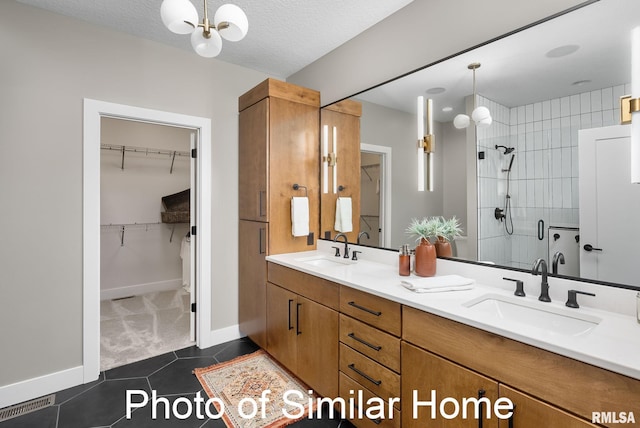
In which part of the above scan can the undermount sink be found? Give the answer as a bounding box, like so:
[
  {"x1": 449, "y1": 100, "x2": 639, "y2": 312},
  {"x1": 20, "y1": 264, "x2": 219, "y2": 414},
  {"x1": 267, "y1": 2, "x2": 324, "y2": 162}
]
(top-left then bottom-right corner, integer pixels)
[
  {"x1": 295, "y1": 255, "x2": 355, "y2": 268},
  {"x1": 462, "y1": 293, "x2": 602, "y2": 337}
]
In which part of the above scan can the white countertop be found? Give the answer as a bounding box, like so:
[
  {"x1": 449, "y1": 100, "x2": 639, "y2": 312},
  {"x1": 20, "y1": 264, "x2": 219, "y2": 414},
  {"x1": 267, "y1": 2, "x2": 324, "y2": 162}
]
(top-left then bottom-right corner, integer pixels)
[{"x1": 266, "y1": 248, "x2": 640, "y2": 381}]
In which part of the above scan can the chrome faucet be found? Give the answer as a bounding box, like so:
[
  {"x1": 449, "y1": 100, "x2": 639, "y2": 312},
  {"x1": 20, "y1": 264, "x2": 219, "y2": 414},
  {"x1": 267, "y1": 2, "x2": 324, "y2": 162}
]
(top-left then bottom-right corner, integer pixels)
[
  {"x1": 552, "y1": 251, "x2": 565, "y2": 274},
  {"x1": 532, "y1": 258, "x2": 551, "y2": 302},
  {"x1": 333, "y1": 233, "x2": 349, "y2": 259},
  {"x1": 357, "y1": 231, "x2": 370, "y2": 245}
]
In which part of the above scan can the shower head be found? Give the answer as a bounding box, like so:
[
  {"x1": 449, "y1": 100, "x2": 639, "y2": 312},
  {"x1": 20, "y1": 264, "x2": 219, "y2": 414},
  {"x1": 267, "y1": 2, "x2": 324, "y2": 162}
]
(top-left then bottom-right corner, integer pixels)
[{"x1": 495, "y1": 144, "x2": 515, "y2": 155}]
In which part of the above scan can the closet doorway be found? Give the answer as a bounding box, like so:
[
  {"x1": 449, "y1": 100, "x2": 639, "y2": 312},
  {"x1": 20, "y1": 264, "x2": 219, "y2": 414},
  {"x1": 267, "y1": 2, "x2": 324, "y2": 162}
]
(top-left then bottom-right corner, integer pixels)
[
  {"x1": 83, "y1": 100, "x2": 212, "y2": 382},
  {"x1": 100, "y1": 118, "x2": 194, "y2": 371},
  {"x1": 360, "y1": 143, "x2": 392, "y2": 247}
]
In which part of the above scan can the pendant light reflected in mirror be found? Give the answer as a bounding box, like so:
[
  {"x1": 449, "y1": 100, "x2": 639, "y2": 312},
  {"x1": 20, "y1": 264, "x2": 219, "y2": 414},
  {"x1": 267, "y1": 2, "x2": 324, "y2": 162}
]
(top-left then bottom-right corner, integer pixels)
[{"x1": 454, "y1": 63, "x2": 493, "y2": 129}]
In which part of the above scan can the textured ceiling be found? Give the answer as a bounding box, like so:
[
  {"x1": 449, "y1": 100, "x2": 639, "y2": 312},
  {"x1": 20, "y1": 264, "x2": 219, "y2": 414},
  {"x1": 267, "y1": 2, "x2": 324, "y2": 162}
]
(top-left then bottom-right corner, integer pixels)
[{"x1": 15, "y1": 0, "x2": 414, "y2": 78}]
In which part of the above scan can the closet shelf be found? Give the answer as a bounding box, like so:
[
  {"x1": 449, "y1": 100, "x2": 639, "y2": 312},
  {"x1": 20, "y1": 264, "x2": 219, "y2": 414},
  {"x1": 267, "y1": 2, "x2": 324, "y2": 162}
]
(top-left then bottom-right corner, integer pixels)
[
  {"x1": 101, "y1": 144, "x2": 190, "y2": 173},
  {"x1": 101, "y1": 222, "x2": 188, "y2": 245}
]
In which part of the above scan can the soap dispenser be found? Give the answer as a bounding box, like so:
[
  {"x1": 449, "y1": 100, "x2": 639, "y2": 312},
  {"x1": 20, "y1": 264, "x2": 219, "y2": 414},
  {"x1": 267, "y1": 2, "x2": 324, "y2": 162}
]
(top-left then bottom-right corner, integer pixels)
[{"x1": 399, "y1": 244, "x2": 410, "y2": 276}]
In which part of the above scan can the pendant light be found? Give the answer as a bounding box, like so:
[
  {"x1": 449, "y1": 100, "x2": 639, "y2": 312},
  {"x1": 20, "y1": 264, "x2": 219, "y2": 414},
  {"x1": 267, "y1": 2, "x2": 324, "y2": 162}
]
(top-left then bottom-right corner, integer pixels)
[
  {"x1": 454, "y1": 63, "x2": 492, "y2": 129},
  {"x1": 161, "y1": 0, "x2": 248, "y2": 58}
]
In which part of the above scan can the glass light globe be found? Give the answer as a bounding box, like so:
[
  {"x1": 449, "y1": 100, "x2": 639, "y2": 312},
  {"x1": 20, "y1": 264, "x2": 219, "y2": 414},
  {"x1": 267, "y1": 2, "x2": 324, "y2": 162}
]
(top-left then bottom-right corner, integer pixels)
[
  {"x1": 476, "y1": 116, "x2": 493, "y2": 128},
  {"x1": 191, "y1": 29, "x2": 223, "y2": 57},
  {"x1": 453, "y1": 114, "x2": 470, "y2": 129},
  {"x1": 472, "y1": 106, "x2": 492, "y2": 125},
  {"x1": 161, "y1": 0, "x2": 198, "y2": 34},
  {"x1": 214, "y1": 4, "x2": 249, "y2": 41}
]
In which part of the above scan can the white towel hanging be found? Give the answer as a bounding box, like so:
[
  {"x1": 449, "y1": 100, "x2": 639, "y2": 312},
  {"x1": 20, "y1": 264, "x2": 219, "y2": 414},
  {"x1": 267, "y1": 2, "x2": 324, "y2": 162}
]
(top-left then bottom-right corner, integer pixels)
[
  {"x1": 334, "y1": 197, "x2": 353, "y2": 233},
  {"x1": 291, "y1": 197, "x2": 309, "y2": 237}
]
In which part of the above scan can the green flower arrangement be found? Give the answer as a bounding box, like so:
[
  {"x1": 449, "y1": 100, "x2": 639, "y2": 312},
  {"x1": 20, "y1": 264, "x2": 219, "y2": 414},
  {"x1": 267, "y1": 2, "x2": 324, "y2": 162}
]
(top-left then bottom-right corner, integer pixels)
[
  {"x1": 406, "y1": 217, "x2": 441, "y2": 244},
  {"x1": 437, "y1": 216, "x2": 463, "y2": 242},
  {"x1": 406, "y1": 216, "x2": 463, "y2": 244}
]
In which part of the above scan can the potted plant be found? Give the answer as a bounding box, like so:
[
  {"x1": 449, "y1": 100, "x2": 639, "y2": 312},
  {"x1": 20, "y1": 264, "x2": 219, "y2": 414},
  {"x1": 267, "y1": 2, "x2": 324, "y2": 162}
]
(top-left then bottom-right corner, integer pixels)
[
  {"x1": 434, "y1": 216, "x2": 463, "y2": 257},
  {"x1": 406, "y1": 217, "x2": 440, "y2": 277}
]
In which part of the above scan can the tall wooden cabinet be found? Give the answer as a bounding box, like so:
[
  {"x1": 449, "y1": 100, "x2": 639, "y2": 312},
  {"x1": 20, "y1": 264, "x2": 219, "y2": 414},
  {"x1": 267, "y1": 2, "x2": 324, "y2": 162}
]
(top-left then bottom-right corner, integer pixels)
[
  {"x1": 238, "y1": 79, "x2": 320, "y2": 348},
  {"x1": 320, "y1": 100, "x2": 362, "y2": 242}
]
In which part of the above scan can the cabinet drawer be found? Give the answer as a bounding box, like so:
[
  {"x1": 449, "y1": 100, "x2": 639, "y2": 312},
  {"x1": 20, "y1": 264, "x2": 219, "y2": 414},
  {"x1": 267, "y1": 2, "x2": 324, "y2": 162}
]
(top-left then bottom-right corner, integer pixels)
[
  {"x1": 268, "y1": 263, "x2": 339, "y2": 310},
  {"x1": 340, "y1": 286, "x2": 401, "y2": 336},
  {"x1": 403, "y1": 306, "x2": 640, "y2": 426},
  {"x1": 340, "y1": 343, "x2": 400, "y2": 408},
  {"x1": 340, "y1": 314, "x2": 400, "y2": 373},
  {"x1": 339, "y1": 372, "x2": 400, "y2": 428}
]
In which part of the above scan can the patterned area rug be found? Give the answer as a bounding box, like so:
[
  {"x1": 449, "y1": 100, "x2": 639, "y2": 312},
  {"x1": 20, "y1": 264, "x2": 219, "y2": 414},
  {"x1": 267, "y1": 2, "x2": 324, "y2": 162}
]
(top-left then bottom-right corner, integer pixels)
[{"x1": 193, "y1": 350, "x2": 316, "y2": 428}]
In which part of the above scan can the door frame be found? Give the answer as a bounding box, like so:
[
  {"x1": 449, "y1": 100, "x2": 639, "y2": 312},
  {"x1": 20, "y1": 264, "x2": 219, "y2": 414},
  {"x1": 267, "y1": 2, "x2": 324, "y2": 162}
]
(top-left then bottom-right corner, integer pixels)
[
  {"x1": 360, "y1": 143, "x2": 392, "y2": 247},
  {"x1": 83, "y1": 99, "x2": 212, "y2": 382}
]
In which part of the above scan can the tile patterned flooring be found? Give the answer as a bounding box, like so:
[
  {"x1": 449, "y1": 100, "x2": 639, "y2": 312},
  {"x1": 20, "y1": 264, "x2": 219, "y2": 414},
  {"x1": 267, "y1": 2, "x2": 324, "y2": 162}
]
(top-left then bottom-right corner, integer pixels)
[{"x1": 0, "y1": 338, "x2": 356, "y2": 428}]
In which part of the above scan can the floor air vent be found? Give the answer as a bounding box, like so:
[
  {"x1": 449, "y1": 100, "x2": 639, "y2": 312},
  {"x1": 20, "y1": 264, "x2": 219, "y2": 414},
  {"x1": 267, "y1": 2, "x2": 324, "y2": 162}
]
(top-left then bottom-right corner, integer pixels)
[{"x1": 0, "y1": 394, "x2": 55, "y2": 422}]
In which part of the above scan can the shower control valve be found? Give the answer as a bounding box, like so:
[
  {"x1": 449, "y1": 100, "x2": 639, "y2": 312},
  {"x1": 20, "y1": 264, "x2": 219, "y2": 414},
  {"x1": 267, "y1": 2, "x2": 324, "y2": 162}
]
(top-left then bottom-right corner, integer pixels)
[{"x1": 494, "y1": 207, "x2": 505, "y2": 221}]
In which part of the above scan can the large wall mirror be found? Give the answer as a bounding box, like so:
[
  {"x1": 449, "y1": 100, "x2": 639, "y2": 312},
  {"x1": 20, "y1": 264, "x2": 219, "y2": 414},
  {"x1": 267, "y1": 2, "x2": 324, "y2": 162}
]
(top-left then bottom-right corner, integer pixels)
[{"x1": 321, "y1": 0, "x2": 640, "y2": 290}]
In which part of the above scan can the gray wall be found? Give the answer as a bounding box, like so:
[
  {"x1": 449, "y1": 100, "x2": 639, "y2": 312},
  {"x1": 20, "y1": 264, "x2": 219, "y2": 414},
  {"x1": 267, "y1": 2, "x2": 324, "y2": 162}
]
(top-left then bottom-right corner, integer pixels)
[
  {"x1": 0, "y1": 1, "x2": 268, "y2": 387},
  {"x1": 288, "y1": 0, "x2": 589, "y2": 105}
]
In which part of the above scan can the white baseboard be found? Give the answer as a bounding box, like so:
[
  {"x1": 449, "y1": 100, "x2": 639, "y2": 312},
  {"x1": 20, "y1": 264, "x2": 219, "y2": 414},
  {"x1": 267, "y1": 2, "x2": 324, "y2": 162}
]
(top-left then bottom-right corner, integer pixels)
[
  {"x1": 0, "y1": 366, "x2": 84, "y2": 410},
  {"x1": 0, "y1": 325, "x2": 244, "y2": 410},
  {"x1": 200, "y1": 324, "x2": 243, "y2": 349},
  {"x1": 100, "y1": 279, "x2": 182, "y2": 301}
]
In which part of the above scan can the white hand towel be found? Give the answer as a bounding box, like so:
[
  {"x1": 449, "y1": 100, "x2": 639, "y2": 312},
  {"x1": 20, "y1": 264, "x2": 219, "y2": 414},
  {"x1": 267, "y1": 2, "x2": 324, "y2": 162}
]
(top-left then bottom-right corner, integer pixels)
[
  {"x1": 400, "y1": 275, "x2": 475, "y2": 293},
  {"x1": 291, "y1": 197, "x2": 309, "y2": 237},
  {"x1": 334, "y1": 197, "x2": 353, "y2": 233}
]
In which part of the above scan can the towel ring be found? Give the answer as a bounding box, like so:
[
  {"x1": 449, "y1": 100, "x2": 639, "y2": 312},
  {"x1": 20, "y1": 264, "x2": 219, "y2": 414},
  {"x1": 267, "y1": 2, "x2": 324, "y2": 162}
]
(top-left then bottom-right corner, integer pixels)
[{"x1": 292, "y1": 183, "x2": 308, "y2": 197}]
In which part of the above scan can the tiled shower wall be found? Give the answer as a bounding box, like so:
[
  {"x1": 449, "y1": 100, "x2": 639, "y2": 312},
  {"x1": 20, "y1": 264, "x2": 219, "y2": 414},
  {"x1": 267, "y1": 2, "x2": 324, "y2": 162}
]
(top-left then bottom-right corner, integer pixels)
[{"x1": 476, "y1": 83, "x2": 630, "y2": 269}]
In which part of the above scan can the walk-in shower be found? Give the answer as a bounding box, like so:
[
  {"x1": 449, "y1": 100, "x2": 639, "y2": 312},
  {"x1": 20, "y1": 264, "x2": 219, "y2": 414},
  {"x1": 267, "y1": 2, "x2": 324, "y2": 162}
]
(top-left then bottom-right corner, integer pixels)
[{"x1": 494, "y1": 145, "x2": 515, "y2": 235}]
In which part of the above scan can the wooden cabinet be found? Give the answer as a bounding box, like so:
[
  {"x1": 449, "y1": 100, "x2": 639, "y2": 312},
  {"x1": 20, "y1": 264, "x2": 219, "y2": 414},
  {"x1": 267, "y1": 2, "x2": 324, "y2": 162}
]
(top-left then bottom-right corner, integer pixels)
[
  {"x1": 238, "y1": 220, "x2": 268, "y2": 348},
  {"x1": 339, "y1": 285, "x2": 402, "y2": 427},
  {"x1": 498, "y1": 385, "x2": 598, "y2": 428},
  {"x1": 320, "y1": 100, "x2": 362, "y2": 242},
  {"x1": 266, "y1": 263, "x2": 339, "y2": 398},
  {"x1": 402, "y1": 305, "x2": 640, "y2": 428},
  {"x1": 402, "y1": 342, "x2": 499, "y2": 428},
  {"x1": 238, "y1": 79, "x2": 320, "y2": 346}
]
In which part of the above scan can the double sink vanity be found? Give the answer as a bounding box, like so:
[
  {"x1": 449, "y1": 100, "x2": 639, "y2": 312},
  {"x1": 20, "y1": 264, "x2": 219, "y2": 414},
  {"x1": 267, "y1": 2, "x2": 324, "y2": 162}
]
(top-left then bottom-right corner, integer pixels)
[{"x1": 265, "y1": 240, "x2": 640, "y2": 428}]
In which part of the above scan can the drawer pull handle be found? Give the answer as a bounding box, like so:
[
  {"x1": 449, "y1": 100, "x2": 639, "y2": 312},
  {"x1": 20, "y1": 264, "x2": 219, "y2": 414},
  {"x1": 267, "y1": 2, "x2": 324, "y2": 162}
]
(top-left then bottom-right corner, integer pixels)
[
  {"x1": 348, "y1": 333, "x2": 382, "y2": 351},
  {"x1": 348, "y1": 301, "x2": 382, "y2": 316},
  {"x1": 287, "y1": 299, "x2": 294, "y2": 331},
  {"x1": 478, "y1": 389, "x2": 486, "y2": 428},
  {"x1": 348, "y1": 363, "x2": 382, "y2": 386},
  {"x1": 508, "y1": 404, "x2": 516, "y2": 428}
]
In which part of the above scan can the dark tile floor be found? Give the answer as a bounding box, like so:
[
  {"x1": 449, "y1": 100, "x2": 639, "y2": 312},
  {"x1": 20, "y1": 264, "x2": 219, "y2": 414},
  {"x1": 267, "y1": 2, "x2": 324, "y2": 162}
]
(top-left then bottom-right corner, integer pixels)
[{"x1": 0, "y1": 338, "x2": 355, "y2": 428}]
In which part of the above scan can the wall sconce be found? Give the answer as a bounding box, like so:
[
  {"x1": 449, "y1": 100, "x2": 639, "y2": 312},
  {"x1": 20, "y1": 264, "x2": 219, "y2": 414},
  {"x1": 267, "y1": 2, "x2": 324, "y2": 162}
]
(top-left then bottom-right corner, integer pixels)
[
  {"x1": 323, "y1": 125, "x2": 338, "y2": 194},
  {"x1": 453, "y1": 63, "x2": 492, "y2": 129},
  {"x1": 161, "y1": 0, "x2": 248, "y2": 58},
  {"x1": 621, "y1": 26, "x2": 640, "y2": 183},
  {"x1": 417, "y1": 96, "x2": 435, "y2": 192}
]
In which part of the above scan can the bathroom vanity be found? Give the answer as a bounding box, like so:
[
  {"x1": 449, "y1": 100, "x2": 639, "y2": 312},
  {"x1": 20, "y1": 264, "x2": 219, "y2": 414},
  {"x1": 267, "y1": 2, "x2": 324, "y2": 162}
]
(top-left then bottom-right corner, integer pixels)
[{"x1": 264, "y1": 242, "x2": 640, "y2": 428}]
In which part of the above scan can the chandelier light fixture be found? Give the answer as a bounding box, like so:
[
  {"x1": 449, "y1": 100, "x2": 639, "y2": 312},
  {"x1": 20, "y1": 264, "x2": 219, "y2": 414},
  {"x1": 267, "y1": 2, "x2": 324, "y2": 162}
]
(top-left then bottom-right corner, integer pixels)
[
  {"x1": 161, "y1": 0, "x2": 248, "y2": 58},
  {"x1": 454, "y1": 63, "x2": 492, "y2": 129}
]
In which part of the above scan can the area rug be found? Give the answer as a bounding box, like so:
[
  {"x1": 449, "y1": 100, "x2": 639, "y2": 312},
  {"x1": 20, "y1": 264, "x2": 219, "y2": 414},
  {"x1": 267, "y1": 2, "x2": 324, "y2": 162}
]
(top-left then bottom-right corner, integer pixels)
[{"x1": 193, "y1": 350, "x2": 316, "y2": 428}]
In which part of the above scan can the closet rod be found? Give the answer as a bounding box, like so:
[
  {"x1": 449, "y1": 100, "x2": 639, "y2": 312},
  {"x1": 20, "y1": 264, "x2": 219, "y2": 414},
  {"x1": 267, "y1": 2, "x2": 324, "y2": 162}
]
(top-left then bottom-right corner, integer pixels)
[
  {"x1": 101, "y1": 144, "x2": 189, "y2": 173},
  {"x1": 100, "y1": 222, "x2": 187, "y2": 245}
]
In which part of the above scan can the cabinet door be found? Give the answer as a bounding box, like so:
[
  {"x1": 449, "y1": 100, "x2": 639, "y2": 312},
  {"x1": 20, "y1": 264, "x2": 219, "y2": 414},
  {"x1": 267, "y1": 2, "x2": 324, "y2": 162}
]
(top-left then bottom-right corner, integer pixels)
[
  {"x1": 268, "y1": 97, "x2": 320, "y2": 254},
  {"x1": 498, "y1": 385, "x2": 597, "y2": 428},
  {"x1": 238, "y1": 220, "x2": 268, "y2": 348},
  {"x1": 402, "y1": 342, "x2": 499, "y2": 428},
  {"x1": 266, "y1": 283, "x2": 297, "y2": 370},
  {"x1": 239, "y1": 98, "x2": 268, "y2": 222},
  {"x1": 296, "y1": 295, "x2": 339, "y2": 398}
]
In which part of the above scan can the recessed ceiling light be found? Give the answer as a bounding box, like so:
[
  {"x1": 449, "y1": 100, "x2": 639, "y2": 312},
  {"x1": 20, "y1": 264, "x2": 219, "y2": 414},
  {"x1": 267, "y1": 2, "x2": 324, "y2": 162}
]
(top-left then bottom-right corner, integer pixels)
[
  {"x1": 545, "y1": 44, "x2": 580, "y2": 58},
  {"x1": 442, "y1": 107, "x2": 453, "y2": 112},
  {"x1": 425, "y1": 87, "x2": 446, "y2": 95},
  {"x1": 572, "y1": 79, "x2": 592, "y2": 86}
]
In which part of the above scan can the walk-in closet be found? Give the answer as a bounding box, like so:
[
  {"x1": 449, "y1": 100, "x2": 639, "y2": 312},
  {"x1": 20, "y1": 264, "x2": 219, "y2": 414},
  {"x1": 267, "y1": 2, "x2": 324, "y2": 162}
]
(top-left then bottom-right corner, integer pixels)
[{"x1": 99, "y1": 117, "x2": 194, "y2": 371}]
